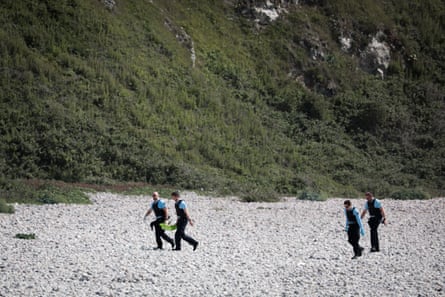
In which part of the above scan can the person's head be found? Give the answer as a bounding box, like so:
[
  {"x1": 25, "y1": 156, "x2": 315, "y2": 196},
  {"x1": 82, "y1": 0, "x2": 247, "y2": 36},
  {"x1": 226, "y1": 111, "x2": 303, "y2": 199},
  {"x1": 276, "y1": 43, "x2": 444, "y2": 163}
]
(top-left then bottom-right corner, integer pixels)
[
  {"x1": 365, "y1": 192, "x2": 373, "y2": 201},
  {"x1": 344, "y1": 200, "x2": 352, "y2": 210},
  {"x1": 152, "y1": 192, "x2": 159, "y2": 201},
  {"x1": 171, "y1": 191, "x2": 180, "y2": 201}
]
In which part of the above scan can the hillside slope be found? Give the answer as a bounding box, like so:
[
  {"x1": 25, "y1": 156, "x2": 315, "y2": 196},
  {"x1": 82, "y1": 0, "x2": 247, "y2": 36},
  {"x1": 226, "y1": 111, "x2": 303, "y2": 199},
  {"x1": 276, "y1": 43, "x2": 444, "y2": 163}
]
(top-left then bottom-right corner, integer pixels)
[{"x1": 0, "y1": 0, "x2": 444, "y2": 197}]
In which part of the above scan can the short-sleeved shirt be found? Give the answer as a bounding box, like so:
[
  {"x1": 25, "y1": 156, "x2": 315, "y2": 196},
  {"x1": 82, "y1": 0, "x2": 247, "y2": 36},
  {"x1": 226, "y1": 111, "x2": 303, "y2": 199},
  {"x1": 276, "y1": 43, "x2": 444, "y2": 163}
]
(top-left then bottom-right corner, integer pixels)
[
  {"x1": 151, "y1": 199, "x2": 166, "y2": 209},
  {"x1": 344, "y1": 207, "x2": 365, "y2": 232},
  {"x1": 177, "y1": 200, "x2": 186, "y2": 210},
  {"x1": 151, "y1": 199, "x2": 166, "y2": 218},
  {"x1": 363, "y1": 198, "x2": 382, "y2": 210},
  {"x1": 345, "y1": 207, "x2": 360, "y2": 225}
]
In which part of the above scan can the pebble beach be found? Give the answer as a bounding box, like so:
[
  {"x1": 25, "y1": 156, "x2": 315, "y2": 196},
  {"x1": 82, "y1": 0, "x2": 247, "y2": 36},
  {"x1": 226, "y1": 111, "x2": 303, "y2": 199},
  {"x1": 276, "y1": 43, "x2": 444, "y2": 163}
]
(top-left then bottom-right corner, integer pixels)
[{"x1": 0, "y1": 192, "x2": 444, "y2": 296}]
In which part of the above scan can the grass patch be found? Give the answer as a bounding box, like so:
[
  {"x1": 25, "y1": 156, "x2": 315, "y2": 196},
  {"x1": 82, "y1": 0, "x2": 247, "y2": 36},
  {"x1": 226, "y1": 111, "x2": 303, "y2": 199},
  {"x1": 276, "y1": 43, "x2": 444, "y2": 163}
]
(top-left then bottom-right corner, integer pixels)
[
  {"x1": 0, "y1": 199, "x2": 15, "y2": 213},
  {"x1": 390, "y1": 189, "x2": 430, "y2": 200},
  {"x1": 0, "y1": 178, "x2": 189, "y2": 204},
  {"x1": 15, "y1": 233, "x2": 36, "y2": 240},
  {"x1": 36, "y1": 185, "x2": 90, "y2": 204},
  {"x1": 297, "y1": 191, "x2": 327, "y2": 201},
  {"x1": 0, "y1": 179, "x2": 91, "y2": 205}
]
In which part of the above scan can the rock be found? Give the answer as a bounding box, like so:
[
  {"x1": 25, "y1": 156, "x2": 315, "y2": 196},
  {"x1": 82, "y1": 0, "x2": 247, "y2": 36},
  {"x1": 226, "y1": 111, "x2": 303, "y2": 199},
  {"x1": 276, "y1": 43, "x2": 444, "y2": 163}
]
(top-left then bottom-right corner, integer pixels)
[
  {"x1": 1, "y1": 193, "x2": 443, "y2": 296},
  {"x1": 237, "y1": 1, "x2": 299, "y2": 26},
  {"x1": 339, "y1": 36, "x2": 352, "y2": 52},
  {"x1": 100, "y1": 0, "x2": 116, "y2": 11},
  {"x1": 360, "y1": 31, "x2": 391, "y2": 77},
  {"x1": 164, "y1": 18, "x2": 196, "y2": 67}
]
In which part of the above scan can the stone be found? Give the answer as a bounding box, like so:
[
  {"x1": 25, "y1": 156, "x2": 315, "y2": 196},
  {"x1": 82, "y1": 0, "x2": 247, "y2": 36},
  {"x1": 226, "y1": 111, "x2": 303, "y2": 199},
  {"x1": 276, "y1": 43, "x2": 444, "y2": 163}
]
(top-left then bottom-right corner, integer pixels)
[{"x1": 100, "y1": 0, "x2": 116, "y2": 11}]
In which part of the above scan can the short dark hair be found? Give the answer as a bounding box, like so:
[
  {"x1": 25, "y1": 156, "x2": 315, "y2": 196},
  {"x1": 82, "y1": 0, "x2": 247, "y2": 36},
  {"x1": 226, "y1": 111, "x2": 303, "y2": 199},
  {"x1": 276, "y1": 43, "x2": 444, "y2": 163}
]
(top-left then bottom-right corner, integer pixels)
[
  {"x1": 171, "y1": 191, "x2": 180, "y2": 197},
  {"x1": 365, "y1": 192, "x2": 373, "y2": 197},
  {"x1": 344, "y1": 200, "x2": 351, "y2": 206}
]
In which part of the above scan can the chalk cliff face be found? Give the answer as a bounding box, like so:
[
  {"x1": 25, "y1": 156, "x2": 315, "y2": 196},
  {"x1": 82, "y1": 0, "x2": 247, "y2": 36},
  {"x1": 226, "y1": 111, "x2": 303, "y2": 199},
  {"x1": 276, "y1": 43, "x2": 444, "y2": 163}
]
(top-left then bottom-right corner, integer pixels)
[
  {"x1": 360, "y1": 33, "x2": 391, "y2": 77},
  {"x1": 237, "y1": 0, "x2": 298, "y2": 24}
]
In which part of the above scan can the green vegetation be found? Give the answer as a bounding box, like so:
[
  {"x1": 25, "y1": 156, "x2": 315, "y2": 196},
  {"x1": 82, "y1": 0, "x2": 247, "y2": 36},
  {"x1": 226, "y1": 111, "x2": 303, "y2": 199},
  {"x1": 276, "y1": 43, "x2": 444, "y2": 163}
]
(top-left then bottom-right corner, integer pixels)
[
  {"x1": 0, "y1": 179, "x2": 90, "y2": 204},
  {"x1": 0, "y1": 0, "x2": 443, "y2": 202},
  {"x1": 14, "y1": 233, "x2": 36, "y2": 240},
  {"x1": 0, "y1": 199, "x2": 15, "y2": 213},
  {"x1": 297, "y1": 191, "x2": 326, "y2": 202},
  {"x1": 390, "y1": 189, "x2": 430, "y2": 200}
]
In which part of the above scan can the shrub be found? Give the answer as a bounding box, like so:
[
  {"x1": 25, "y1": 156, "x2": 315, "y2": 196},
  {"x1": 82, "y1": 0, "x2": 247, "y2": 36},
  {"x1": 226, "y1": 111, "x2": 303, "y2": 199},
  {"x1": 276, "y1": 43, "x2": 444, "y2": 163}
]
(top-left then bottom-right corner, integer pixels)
[
  {"x1": 0, "y1": 199, "x2": 15, "y2": 213},
  {"x1": 297, "y1": 191, "x2": 326, "y2": 201},
  {"x1": 390, "y1": 189, "x2": 430, "y2": 200},
  {"x1": 37, "y1": 194, "x2": 58, "y2": 204},
  {"x1": 350, "y1": 101, "x2": 388, "y2": 133},
  {"x1": 37, "y1": 185, "x2": 91, "y2": 204},
  {"x1": 0, "y1": 179, "x2": 91, "y2": 205},
  {"x1": 300, "y1": 93, "x2": 331, "y2": 121},
  {"x1": 15, "y1": 233, "x2": 36, "y2": 240}
]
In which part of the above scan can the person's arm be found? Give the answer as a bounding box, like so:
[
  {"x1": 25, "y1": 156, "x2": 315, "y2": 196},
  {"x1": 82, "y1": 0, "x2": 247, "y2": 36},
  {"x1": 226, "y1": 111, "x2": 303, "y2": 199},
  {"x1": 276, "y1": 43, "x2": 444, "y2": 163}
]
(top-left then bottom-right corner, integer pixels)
[
  {"x1": 163, "y1": 208, "x2": 168, "y2": 222},
  {"x1": 144, "y1": 207, "x2": 152, "y2": 219},
  {"x1": 360, "y1": 209, "x2": 367, "y2": 220},
  {"x1": 380, "y1": 207, "x2": 387, "y2": 225},
  {"x1": 183, "y1": 208, "x2": 194, "y2": 227},
  {"x1": 354, "y1": 209, "x2": 365, "y2": 236},
  {"x1": 344, "y1": 209, "x2": 349, "y2": 231},
  {"x1": 374, "y1": 199, "x2": 387, "y2": 225}
]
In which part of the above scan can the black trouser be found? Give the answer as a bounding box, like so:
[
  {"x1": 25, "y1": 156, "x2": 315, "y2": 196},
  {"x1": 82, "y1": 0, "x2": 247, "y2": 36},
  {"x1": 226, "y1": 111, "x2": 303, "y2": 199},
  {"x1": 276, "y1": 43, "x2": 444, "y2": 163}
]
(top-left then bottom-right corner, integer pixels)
[
  {"x1": 153, "y1": 218, "x2": 174, "y2": 249},
  {"x1": 368, "y1": 217, "x2": 381, "y2": 251},
  {"x1": 175, "y1": 218, "x2": 197, "y2": 250},
  {"x1": 347, "y1": 224, "x2": 362, "y2": 256}
]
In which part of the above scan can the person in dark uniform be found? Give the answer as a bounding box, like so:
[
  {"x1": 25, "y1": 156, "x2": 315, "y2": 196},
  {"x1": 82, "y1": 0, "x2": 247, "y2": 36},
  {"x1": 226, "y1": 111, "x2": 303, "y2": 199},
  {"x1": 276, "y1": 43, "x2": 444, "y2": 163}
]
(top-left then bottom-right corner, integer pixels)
[
  {"x1": 360, "y1": 192, "x2": 387, "y2": 252},
  {"x1": 344, "y1": 200, "x2": 365, "y2": 259},
  {"x1": 144, "y1": 192, "x2": 175, "y2": 250},
  {"x1": 171, "y1": 191, "x2": 198, "y2": 251}
]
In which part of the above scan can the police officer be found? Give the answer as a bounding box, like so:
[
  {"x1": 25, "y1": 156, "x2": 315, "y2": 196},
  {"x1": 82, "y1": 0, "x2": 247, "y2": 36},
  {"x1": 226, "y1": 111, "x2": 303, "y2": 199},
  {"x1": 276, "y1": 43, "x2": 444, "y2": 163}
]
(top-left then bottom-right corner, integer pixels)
[
  {"x1": 144, "y1": 192, "x2": 175, "y2": 250},
  {"x1": 360, "y1": 192, "x2": 387, "y2": 252},
  {"x1": 344, "y1": 200, "x2": 365, "y2": 259},
  {"x1": 171, "y1": 191, "x2": 198, "y2": 251}
]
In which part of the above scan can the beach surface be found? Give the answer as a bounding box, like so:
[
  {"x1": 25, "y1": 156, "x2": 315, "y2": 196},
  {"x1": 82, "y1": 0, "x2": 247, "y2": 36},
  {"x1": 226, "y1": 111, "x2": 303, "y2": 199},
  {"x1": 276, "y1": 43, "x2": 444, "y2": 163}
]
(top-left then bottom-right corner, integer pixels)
[{"x1": 1, "y1": 192, "x2": 444, "y2": 296}]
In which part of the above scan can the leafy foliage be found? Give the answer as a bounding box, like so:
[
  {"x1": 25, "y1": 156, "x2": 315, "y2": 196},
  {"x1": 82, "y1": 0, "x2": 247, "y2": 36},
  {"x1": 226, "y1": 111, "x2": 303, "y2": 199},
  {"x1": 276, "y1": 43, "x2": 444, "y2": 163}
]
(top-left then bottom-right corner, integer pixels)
[
  {"x1": 0, "y1": 199, "x2": 15, "y2": 213},
  {"x1": 390, "y1": 189, "x2": 430, "y2": 200},
  {"x1": 14, "y1": 233, "x2": 36, "y2": 240},
  {"x1": 0, "y1": 0, "x2": 443, "y2": 201},
  {"x1": 0, "y1": 179, "x2": 90, "y2": 204},
  {"x1": 297, "y1": 191, "x2": 326, "y2": 201}
]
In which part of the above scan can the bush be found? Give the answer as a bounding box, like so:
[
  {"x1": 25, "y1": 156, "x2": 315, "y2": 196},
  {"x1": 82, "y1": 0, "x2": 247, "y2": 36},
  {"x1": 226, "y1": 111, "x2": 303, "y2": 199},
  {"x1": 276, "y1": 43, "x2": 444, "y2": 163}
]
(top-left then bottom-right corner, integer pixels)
[
  {"x1": 37, "y1": 185, "x2": 91, "y2": 204},
  {"x1": 350, "y1": 101, "x2": 388, "y2": 133},
  {"x1": 390, "y1": 189, "x2": 430, "y2": 200},
  {"x1": 0, "y1": 199, "x2": 15, "y2": 213},
  {"x1": 300, "y1": 93, "x2": 331, "y2": 121},
  {"x1": 15, "y1": 233, "x2": 36, "y2": 240},
  {"x1": 297, "y1": 191, "x2": 326, "y2": 201},
  {"x1": 0, "y1": 179, "x2": 91, "y2": 204}
]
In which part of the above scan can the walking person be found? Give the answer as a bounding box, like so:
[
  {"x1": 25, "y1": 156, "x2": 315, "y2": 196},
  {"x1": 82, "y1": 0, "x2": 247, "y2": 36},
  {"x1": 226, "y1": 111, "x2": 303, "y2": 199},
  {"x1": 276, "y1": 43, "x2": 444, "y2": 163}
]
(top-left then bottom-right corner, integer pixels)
[
  {"x1": 344, "y1": 200, "x2": 365, "y2": 259},
  {"x1": 360, "y1": 192, "x2": 387, "y2": 252},
  {"x1": 144, "y1": 192, "x2": 175, "y2": 250},
  {"x1": 171, "y1": 191, "x2": 198, "y2": 251}
]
